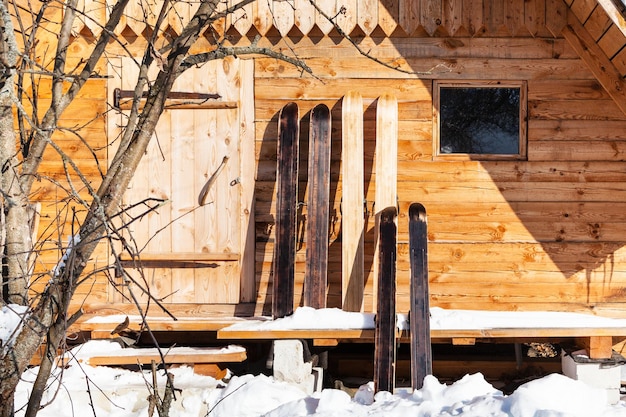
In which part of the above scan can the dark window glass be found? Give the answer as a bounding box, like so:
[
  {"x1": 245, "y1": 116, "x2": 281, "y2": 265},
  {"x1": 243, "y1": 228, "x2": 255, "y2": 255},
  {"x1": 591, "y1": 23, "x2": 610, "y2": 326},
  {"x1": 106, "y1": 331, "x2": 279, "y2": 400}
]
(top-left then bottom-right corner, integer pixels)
[{"x1": 439, "y1": 87, "x2": 520, "y2": 155}]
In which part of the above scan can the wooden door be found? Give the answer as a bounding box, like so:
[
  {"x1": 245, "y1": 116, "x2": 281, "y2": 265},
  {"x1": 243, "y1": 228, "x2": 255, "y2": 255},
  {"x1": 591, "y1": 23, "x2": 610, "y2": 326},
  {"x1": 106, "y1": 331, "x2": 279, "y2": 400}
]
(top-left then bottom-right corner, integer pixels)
[{"x1": 108, "y1": 57, "x2": 255, "y2": 305}]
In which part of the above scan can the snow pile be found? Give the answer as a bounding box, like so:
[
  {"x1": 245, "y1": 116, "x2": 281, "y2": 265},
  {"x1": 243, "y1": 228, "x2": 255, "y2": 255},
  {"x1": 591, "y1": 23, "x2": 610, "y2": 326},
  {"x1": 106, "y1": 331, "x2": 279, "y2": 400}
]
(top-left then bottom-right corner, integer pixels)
[
  {"x1": 10, "y1": 339, "x2": 626, "y2": 416},
  {"x1": 225, "y1": 306, "x2": 376, "y2": 330},
  {"x1": 9, "y1": 305, "x2": 626, "y2": 416},
  {"x1": 223, "y1": 306, "x2": 626, "y2": 333},
  {"x1": 426, "y1": 307, "x2": 626, "y2": 330},
  {"x1": 0, "y1": 304, "x2": 28, "y2": 355}
]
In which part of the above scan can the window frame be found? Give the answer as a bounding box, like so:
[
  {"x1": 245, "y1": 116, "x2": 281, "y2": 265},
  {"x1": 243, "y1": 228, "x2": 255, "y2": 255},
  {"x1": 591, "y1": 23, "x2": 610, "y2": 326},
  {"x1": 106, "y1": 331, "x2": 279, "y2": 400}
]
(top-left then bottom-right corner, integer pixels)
[{"x1": 433, "y1": 80, "x2": 528, "y2": 161}]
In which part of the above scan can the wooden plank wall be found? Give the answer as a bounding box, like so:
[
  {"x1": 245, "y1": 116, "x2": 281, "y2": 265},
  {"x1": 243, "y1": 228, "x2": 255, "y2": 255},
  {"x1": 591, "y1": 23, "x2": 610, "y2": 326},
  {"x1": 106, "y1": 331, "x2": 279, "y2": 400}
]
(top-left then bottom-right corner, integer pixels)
[
  {"x1": 253, "y1": 32, "x2": 626, "y2": 316},
  {"x1": 27, "y1": 36, "x2": 110, "y2": 306}
]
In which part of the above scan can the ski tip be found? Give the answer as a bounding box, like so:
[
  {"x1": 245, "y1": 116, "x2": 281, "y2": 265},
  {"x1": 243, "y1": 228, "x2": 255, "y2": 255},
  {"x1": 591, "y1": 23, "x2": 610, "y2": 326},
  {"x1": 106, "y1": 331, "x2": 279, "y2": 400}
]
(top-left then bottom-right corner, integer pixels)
[
  {"x1": 280, "y1": 102, "x2": 299, "y2": 118},
  {"x1": 377, "y1": 93, "x2": 398, "y2": 107},
  {"x1": 380, "y1": 206, "x2": 398, "y2": 223},
  {"x1": 409, "y1": 202, "x2": 427, "y2": 219},
  {"x1": 312, "y1": 103, "x2": 330, "y2": 119},
  {"x1": 343, "y1": 90, "x2": 362, "y2": 104}
]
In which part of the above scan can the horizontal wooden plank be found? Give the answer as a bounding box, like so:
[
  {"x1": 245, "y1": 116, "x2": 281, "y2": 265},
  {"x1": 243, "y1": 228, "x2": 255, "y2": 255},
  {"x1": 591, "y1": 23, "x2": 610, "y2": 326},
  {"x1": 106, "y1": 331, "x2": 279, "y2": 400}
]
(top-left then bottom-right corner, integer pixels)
[
  {"x1": 254, "y1": 99, "x2": 431, "y2": 122},
  {"x1": 115, "y1": 100, "x2": 238, "y2": 111},
  {"x1": 217, "y1": 327, "x2": 626, "y2": 341},
  {"x1": 527, "y1": 79, "x2": 609, "y2": 100},
  {"x1": 255, "y1": 57, "x2": 594, "y2": 80},
  {"x1": 276, "y1": 34, "x2": 568, "y2": 60},
  {"x1": 529, "y1": 99, "x2": 626, "y2": 120},
  {"x1": 399, "y1": 181, "x2": 626, "y2": 203},
  {"x1": 119, "y1": 252, "x2": 240, "y2": 262},
  {"x1": 83, "y1": 346, "x2": 247, "y2": 366},
  {"x1": 529, "y1": 119, "x2": 626, "y2": 141},
  {"x1": 397, "y1": 161, "x2": 626, "y2": 182},
  {"x1": 254, "y1": 78, "x2": 432, "y2": 101},
  {"x1": 529, "y1": 140, "x2": 626, "y2": 161}
]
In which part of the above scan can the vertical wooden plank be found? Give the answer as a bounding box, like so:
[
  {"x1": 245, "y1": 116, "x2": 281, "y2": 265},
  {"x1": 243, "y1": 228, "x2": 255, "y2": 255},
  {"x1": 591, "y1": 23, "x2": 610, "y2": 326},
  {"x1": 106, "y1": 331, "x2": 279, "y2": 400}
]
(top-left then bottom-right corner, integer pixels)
[
  {"x1": 399, "y1": 0, "x2": 420, "y2": 36},
  {"x1": 373, "y1": 207, "x2": 397, "y2": 394},
  {"x1": 274, "y1": 0, "x2": 295, "y2": 37},
  {"x1": 121, "y1": 0, "x2": 151, "y2": 36},
  {"x1": 82, "y1": 0, "x2": 107, "y2": 37},
  {"x1": 121, "y1": 59, "x2": 152, "y2": 304},
  {"x1": 295, "y1": 0, "x2": 316, "y2": 35},
  {"x1": 444, "y1": 0, "x2": 463, "y2": 36},
  {"x1": 422, "y1": 0, "x2": 443, "y2": 36},
  {"x1": 409, "y1": 202, "x2": 432, "y2": 390},
  {"x1": 273, "y1": 102, "x2": 299, "y2": 319},
  {"x1": 484, "y1": 0, "x2": 505, "y2": 34},
  {"x1": 147, "y1": 108, "x2": 173, "y2": 301},
  {"x1": 341, "y1": 92, "x2": 364, "y2": 312},
  {"x1": 373, "y1": 94, "x2": 398, "y2": 313},
  {"x1": 315, "y1": 0, "x2": 338, "y2": 35},
  {"x1": 304, "y1": 104, "x2": 332, "y2": 309},
  {"x1": 194, "y1": 60, "x2": 219, "y2": 304},
  {"x1": 378, "y1": 0, "x2": 399, "y2": 36},
  {"x1": 239, "y1": 59, "x2": 257, "y2": 303},
  {"x1": 545, "y1": 0, "x2": 568, "y2": 37},
  {"x1": 107, "y1": 58, "x2": 124, "y2": 304},
  {"x1": 169, "y1": 85, "x2": 196, "y2": 303},
  {"x1": 336, "y1": 0, "x2": 358, "y2": 34},
  {"x1": 359, "y1": 0, "x2": 379, "y2": 35},
  {"x1": 464, "y1": 0, "x2": 484, "y2": 36},
  {"x1": 229, "y1": 0, "x2": 254, "y2": 35},
  {"x1": 254, "y1": 0, "x2": 273, "y2": 36},
  {"x1": 525, "y1": 0, "x2": 543, "y2": 36},
  {"x1": 168, "y1": 0, "x2": 192, "y2": 35},
  {"x1": 71, "y1": 0, "x2": 86, "y2": 36},
  {"x1": 215, "y1": 57, "x2": 241, "y2": 303},
  {"x1": 505, "y1": 0, "x2": 525, "y2": 36}
]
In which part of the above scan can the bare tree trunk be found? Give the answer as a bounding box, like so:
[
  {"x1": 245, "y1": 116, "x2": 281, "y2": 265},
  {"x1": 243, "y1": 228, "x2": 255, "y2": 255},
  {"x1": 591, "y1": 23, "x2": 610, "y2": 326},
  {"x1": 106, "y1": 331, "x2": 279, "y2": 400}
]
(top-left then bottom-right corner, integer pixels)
[{"x1": 0, "y1": 0, "x2": 30, "y2": 306}]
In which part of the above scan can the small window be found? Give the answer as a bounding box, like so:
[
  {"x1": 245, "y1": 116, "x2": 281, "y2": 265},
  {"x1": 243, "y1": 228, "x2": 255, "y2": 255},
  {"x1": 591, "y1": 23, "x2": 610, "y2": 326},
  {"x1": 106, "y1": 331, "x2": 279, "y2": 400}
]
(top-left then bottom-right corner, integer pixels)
[{"x1": 434, "y1": 81, "x2": 527, "y2": 160}]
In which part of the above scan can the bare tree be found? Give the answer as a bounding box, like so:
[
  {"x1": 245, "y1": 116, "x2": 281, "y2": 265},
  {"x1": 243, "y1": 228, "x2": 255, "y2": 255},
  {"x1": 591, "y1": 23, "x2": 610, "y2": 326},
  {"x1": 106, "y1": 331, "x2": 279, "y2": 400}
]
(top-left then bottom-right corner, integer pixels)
[{"x1": 0, "y1": 1, "x2": 313, "y2": 415}]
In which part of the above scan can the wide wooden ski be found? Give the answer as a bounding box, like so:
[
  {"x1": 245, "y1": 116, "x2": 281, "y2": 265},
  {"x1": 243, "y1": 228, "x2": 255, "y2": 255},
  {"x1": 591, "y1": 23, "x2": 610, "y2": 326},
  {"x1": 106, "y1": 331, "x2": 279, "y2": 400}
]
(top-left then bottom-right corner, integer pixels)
[
  {"x1": 373, "y1": 206, "x2": 397, "y2": 393},
  {"x1": 408, "y1": 202, "x2": 432, "y2": 390},
  {"x1": 341, "y1": 91, "x2": 364, "y2": 312},
  {"x1": 273, "y1": 102, "x2": 299, "y2": 319},
  {"x1": 373, "y1": 94, "x2": 398, "y2": 309},
  {"x1": 304, "y1": 104, "x2": 332, "y2": 309}
]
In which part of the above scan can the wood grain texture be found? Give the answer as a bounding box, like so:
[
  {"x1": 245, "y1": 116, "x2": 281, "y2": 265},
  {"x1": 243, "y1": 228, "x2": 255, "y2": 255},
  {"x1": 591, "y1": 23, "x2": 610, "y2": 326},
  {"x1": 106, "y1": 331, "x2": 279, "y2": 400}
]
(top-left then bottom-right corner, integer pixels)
[{"x1": 341, "y1": 92, "x2": 365, "y2": 312}]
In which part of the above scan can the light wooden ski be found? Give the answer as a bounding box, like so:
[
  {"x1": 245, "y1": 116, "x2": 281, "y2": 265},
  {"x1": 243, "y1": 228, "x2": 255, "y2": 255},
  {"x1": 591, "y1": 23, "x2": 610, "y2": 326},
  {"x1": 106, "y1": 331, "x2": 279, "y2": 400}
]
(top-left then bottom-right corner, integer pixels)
[
  {"x1": 409, "y1": 202, "x2": 432, "y2": 390},
  {"x1": 273, "y1": 102, "x2": 299, "y2": 319},
  {"x1": 304, "y1": 104, "x2": 332, "y2": 309},
  {"x1": 373, "y1": 93, "x2": 398, "y2": 309},
  {"x1": 341, "y1": 91, "x2": 364, "y2": 312}
]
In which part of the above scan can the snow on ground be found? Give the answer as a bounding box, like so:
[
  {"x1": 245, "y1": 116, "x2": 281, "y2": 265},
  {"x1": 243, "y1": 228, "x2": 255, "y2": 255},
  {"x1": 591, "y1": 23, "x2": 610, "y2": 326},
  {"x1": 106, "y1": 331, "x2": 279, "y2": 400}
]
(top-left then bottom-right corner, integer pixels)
[
  {"x1": 4, "y1": 306, "x2": 626, "y2": 416},
  {"x1": 0, "y1": 304, "x2": 28, "y2": 355}
]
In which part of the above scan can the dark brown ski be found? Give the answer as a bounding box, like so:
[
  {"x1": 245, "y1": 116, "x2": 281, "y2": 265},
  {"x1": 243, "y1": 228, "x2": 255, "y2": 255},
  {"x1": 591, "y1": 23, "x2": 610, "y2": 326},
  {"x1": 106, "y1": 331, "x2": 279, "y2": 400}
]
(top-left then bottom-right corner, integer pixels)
[
  {"x1": 304, "y1": 104, "x2": 332, "y2": 309},
  {"x1": 373, "y1": 206, "x2": 397, "y2": 393},
  {"x1": 409, "y1": 202, "x2": 432, "y2": 390},
  {"x1": 272, "y1": 102, "x2": 299, "y2": 319}
]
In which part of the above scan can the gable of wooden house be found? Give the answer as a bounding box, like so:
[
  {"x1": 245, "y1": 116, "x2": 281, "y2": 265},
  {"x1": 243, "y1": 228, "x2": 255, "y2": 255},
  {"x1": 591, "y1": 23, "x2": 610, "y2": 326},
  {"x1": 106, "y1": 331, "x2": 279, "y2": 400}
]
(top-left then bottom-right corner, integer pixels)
[{"x1": 29, "y1": 0, "x2": 626, "y2": 322}]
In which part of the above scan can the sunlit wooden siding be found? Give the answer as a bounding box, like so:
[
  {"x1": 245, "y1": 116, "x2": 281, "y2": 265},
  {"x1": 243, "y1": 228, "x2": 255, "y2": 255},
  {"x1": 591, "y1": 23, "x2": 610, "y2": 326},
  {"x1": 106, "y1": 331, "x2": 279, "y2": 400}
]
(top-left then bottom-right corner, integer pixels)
[
  {"x1": 24, "y1": 0, "x2": 626, "y2": 317},
  {"x1": 72, "y1": 0, "x2": 558, "y2": 38},
  {"x1": 252, "y1": 29, "x2": 626, "y2": 316}
]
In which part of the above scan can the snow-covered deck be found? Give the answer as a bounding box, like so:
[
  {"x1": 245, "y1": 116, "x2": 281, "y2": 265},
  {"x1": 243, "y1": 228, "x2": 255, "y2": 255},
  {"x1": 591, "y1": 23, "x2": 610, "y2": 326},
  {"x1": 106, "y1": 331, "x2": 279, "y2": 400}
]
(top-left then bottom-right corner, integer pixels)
[
  {"x1": 78, "y1": 307, "x2": 626, "y2": 359},
  {"x1": 216, "y1": 307, "x2": 626, "y2": 359}
]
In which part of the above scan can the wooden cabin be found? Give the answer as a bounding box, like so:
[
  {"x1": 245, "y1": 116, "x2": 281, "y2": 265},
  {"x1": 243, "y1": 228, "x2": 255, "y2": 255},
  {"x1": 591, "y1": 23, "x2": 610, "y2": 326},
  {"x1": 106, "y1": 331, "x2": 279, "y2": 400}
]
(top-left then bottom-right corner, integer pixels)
[{"x1": 29, "y1": 0, "x2": 626, "y2": 353}]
